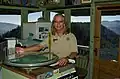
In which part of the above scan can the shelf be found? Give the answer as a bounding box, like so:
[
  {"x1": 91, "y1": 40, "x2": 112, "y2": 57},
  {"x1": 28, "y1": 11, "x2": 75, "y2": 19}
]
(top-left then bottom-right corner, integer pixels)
[
  {"x1": 0, "y1": 4, "x2": 41, "y2": 15},
  {"x1": 45, "y1": 3, "x2": 91, "y2": 16},
  {"x1": 46, "y1": 3, "x2": 91, "y2": 11}
]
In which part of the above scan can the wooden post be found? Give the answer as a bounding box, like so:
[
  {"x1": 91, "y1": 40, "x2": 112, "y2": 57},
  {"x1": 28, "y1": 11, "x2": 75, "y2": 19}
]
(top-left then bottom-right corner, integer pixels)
[
  {"x1": 64, "y1": 9, "x2": 71, "y2": 30},
  {"x1": 118, "y1": 37, "x2": 120, "y2": 66},
  {"x1": 42, "y1": 10, "x2": 50, "y2": 22},
  {"x1": 21, "y1": 9, "x2": 28, "y2": 39}
]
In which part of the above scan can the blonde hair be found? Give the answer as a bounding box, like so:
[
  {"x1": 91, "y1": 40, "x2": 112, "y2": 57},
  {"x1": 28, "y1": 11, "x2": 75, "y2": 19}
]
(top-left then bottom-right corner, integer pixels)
[{"x1": 51, "y1": 14, "x2": 70, "y2": 35}]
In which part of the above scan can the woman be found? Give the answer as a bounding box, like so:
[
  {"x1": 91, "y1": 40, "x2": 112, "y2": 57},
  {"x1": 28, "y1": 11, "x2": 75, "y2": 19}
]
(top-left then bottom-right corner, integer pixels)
[{"x1": 16, "y1": 14, "x2": 78, "y2": 66}]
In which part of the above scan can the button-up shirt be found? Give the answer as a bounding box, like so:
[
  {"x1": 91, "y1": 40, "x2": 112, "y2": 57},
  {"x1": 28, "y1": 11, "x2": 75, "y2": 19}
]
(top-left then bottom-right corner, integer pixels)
[{"x1": 40, "y1": 33, "x2": 78, "y2": 58}]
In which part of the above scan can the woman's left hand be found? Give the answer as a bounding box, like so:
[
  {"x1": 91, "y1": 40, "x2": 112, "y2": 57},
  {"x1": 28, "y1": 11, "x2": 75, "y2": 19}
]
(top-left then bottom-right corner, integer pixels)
[{"x1": 57, "y1": 57, "x2": 69, "y2": 66}]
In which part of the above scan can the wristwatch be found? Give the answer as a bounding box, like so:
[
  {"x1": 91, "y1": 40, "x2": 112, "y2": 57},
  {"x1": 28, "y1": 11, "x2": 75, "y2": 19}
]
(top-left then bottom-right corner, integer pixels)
[{"x1": 66, "y1": 56, "x2": 75, "y2": 63}]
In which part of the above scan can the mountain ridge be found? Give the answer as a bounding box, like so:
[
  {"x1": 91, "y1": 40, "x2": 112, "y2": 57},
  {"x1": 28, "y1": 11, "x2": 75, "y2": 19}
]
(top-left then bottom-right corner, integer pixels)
[
  {"x1": 101, "y1": 20, "x2": 120, "y2": 35},
  {"x1": 0, "y1": 22, "x2": 18, "y2": 35}
]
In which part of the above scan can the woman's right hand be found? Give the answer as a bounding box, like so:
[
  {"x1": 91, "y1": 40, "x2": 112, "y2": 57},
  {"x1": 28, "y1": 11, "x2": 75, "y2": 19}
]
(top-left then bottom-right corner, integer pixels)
[{"x1": 16, "y1": 47, "x2": 24, "y2": 57}]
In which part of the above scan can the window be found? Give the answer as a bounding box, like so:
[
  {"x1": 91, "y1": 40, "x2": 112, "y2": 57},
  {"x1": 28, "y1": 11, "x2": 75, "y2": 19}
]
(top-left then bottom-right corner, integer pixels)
[
  {"x1": 71, "y1": 9, "x2": 90, "y2": 46},
  {"x1": 100, "y1": 10, "x2": 120, "y2": 60},
  {"x1": 0, "y1": 15, "x2": 21, "y2": 42},
  {"x1": 28, "y1": 12, "x2": 42, "y2": 22}
]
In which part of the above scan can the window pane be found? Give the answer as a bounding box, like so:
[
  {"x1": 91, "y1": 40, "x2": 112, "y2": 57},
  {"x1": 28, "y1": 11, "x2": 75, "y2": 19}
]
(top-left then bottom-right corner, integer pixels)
[
  {"x1": 71, "y1": 15, "x2": 90, "y2": 46},
  {"x1": 100, "y1": 10, "x2": 120, "y2": 60},
  {"x1": 28, "y1": 12, "x2": 42, "y2": 22},
  {"x1": 0, "y1": 15, "x2": 21, "y2": 42}
]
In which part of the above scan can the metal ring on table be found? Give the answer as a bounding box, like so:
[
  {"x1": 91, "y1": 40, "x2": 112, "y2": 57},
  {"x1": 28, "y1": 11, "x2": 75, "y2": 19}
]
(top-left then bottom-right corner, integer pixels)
[{"x1": 4, "y1": 52, "x2": 59, "y2": 68}]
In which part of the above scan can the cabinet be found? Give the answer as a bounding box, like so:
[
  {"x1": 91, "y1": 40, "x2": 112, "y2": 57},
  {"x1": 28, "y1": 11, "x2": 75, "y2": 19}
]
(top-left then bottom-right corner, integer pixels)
[
  {"x1": 1, "y1": 64, "x2": 78, "y2": 79},
  {"x1": 2, "y1": 68, "x2": 29, "y2": 79}
]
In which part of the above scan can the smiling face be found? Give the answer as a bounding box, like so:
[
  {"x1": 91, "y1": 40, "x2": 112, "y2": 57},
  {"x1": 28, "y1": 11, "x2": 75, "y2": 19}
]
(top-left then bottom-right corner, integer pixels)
[{"x1": 53, "y1": 15, "x2": 65, "y2": 32}]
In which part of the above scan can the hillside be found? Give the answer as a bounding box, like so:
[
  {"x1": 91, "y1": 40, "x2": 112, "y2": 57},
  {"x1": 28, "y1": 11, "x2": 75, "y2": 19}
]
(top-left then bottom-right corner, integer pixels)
[
  {"x1": 71, "y1": 22, "x2": 119, "y2": 48},
  {"x1": 0, "y1": 22, "x2": 18, "y2": 35},
  {"x1": 102, "y1": 20, "x2": 120, "y2": 35}
]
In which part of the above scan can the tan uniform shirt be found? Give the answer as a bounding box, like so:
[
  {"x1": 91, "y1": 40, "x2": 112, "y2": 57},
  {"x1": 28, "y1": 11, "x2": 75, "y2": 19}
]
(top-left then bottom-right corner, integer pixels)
[{"x1": 40, "y1": 33, "x2": 78, "y2": 58}]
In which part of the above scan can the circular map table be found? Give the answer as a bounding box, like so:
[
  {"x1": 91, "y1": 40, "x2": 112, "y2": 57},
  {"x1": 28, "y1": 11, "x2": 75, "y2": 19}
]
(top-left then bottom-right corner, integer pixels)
[{"x1": 4, "y1": 52, "x2": 59, "y2": 68}]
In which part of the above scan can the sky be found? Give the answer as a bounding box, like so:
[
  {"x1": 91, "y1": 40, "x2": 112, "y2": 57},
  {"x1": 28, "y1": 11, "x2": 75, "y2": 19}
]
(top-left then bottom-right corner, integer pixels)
[{"x1": 0, "y1": 12, "x2": 119, "y2": 25}]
